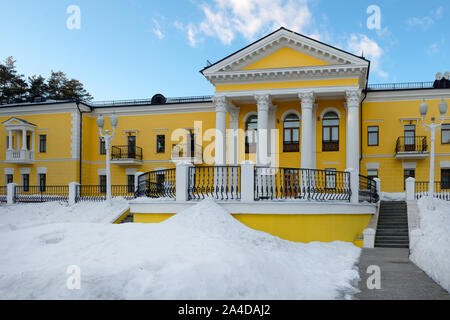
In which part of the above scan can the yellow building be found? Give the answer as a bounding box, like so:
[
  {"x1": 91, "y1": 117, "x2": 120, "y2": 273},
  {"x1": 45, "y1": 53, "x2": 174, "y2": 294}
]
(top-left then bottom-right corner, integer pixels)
[{"x1": 1, "y1": 27, "x2": 449, "y2": 246}]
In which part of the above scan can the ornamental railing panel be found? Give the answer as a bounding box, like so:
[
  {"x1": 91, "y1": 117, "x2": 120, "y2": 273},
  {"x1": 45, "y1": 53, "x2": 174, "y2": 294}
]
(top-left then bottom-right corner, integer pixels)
[
  {"x1": 254, "y1": 167, "x2": 351, "y2": 202},
  {"x1": 188, "y1": 166, "x2": 240, "y2": 200},
  {"x1": 14, "y1": 185, "x2": 69, "y2": 203},
  {"x1": 136, "y1": 169, "x2": 176, "y2": 199},
  {"x1": 359, "y1": 175, "x2": 379, "y2": 203},
  {"x1": 415, "y1": 181, "x2": 450, "y2": 201}
]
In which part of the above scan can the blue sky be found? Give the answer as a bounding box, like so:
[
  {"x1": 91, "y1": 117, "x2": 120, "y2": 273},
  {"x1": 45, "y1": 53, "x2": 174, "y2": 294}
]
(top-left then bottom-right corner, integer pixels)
[{"x1": 0, "y1": 0, "x2": 448, "y2": 101}]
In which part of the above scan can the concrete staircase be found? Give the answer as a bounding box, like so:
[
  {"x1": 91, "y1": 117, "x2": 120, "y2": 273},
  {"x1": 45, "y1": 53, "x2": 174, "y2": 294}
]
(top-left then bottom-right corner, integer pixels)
[
  {"x1": 375, "y1": 201, "x2": 409, "y2": 248},
  {"x1": 119, "y1": 213, "x2": 134, "y2": 224}
]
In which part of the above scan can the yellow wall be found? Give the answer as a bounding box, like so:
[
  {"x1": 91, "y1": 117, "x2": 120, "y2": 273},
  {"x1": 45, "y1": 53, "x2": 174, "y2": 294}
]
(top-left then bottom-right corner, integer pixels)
[
  {"x1": 216, "y1": 79, "x2": 359, "y2": 92},
  {"x1": 133, "y1": 212, "x2": 371, "y2": 248}
]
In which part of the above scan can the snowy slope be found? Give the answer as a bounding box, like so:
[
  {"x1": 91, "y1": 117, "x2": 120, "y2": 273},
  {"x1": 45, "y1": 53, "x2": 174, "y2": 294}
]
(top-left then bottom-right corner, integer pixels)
[
  {"x1": 0, "y1": 197, "x2": 129, "y2": 232},
  {"x1": 410, "y1": 198, "x2": 450, "y2": 293},
  {"x1": 0, "y1": 199, "x2": 361, "y2": 299}
]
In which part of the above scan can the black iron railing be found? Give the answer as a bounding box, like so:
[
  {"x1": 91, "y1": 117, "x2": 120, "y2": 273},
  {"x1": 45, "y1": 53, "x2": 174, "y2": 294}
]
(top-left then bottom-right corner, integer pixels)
[
  {"x1": 111, "y1": 145, "x2": 143, "y2": 161},
  {"x1": 14, "y1": 185, "x2": 69, "y2": 203},
  {"x1": 136, "y1": 169, "x2": 176, "y2": 198},
  {"x1": 254, "y1": 167, "x2": 351, "y2": 201},
  {"x1": 0, "y1": 186, "x2": 7, "y2": 203},
  {"x1": 359, "y1": 175, "x2": 379, "y2": 203},
  {"x1": 395, "y1": 136, "x2": 428, "y2": 153},
  {"x1": 415, "y1": 181, "x2": 450, "y2": 201},
  {"x1": 367, "y1": 81, "x2": 434, "y2": 91},
  {"x1": 76, "y1": 185, "x2": 136, "y2": 202},
  {"x1": 171, "y1": 143, "x2": 202, "y2": 160},
  {"x1": 87, "y1": 95, "x2": 212, "y2": 107},
  {"x1": 188, "y1": 166, "x2": 240, "y2": 200}
]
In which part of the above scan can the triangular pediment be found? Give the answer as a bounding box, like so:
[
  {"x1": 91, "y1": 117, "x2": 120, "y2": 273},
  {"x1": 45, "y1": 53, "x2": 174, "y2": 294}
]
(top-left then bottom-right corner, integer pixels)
[
  {"x1": 243, "y1": 47, "x2": 330, "y2": 70},
  {"x1": 201, "y1": 27, "x2": 369, "y2": 87},
  {"x1": 2, "y1": 117, "x2": 36, "y2": 127}
]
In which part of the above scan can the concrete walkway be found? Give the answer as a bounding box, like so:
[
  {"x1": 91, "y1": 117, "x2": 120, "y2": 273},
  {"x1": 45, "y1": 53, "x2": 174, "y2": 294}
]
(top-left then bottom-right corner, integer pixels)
[{"x1": 355, "y1": 248, "x2": 450, "y2": 300}]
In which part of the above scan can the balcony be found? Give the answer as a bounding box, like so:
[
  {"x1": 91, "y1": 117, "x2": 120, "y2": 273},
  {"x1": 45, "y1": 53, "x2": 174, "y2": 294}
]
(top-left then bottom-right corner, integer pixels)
[
  {"x1": 6, "y1": 149, "x2": 34, "y2": 164},
  {"x1": 395, "y1": 136, "x2": 429, "y2": 159},
  {"x1": 171, "y1": 143, "x2": 202, "y2": 164},
  {"x1": 110, "y1": 146, "x2": 143, "y2": 165}
]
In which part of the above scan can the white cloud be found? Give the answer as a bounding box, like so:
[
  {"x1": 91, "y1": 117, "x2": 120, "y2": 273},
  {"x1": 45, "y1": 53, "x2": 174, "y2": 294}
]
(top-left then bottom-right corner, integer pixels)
[
  {"x1": 407, "y1": 6, "x2": 444, "y2": 29},
  {"x1": 152, "y1": 18, "x2": 164, "y2": 39},
  {"x1": 178, "y1": 0, "x2": 315, "y2": 47},
  {"x1": 347, "y1": 33, "x2": 387, "y2": 78}
]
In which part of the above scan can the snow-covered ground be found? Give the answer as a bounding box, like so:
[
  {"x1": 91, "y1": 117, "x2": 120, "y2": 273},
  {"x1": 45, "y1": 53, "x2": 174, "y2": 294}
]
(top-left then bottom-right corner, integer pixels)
[
  {"x1": 0, "y1": 198, "x2": 129, "y2": 232},
  {"x1": 379, "y1": 192, "x2": 406, "y2": 201},
  {"x1": 410, "y1": 198, "x2": 450, "y2": 293},
  {"x1": 0, "y1": 199, "x2": 361, "y2": 299}
]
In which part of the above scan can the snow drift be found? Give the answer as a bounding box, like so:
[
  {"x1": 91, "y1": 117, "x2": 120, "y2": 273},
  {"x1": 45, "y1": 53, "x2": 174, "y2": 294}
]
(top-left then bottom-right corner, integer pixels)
[
  {"x1": 0, "y1": 199, "x2": 361, "y2": 299},
  {"x1": 410, "y1": 198, "x2": 450, "y2": 293}
]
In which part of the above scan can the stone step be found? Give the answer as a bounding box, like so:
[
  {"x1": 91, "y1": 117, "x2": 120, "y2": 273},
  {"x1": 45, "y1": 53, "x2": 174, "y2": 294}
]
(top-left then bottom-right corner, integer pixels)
[
  {"x1": 375, "y1": 235, "x2": 409, "y2": 241},
  {"x1": 375, "y1": 243, "x2": 409, "y2": 248}
]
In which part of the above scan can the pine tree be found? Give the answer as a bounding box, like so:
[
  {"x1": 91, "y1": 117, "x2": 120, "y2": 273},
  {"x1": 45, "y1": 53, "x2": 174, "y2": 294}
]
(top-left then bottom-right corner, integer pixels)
[
  {"x1": 61, "y1": 78, "x2": 93, "y2": 101},
  {"x1": 0, "y1": 56, "x2": 28, "y2": 104},
  {"x1": 27, "y1": 75, "x2": 48, "y2": 101},
  {"x1": 46, "y1": 70, "x2": 67, "y2": 100}
]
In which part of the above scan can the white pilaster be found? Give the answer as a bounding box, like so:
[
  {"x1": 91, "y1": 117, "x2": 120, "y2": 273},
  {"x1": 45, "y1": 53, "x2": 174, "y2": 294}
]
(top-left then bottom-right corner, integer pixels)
[
  {"x1": 7, "y1": 183, "x2": 17, "y2": 204},
  {"x1": 299, "y1": 92, "x2": 314, "y2": 169},
  {"x1": 69, "y1": 182, "x2": 80, "y2": 206},
  {"x1": 346, "y1": 90, "x2": 361, "y2": 171},
  {"x1": 240, "y1": 161, "x2": 255, "y2": 202},
  {"x1": 406, "y1": 177, "x2": 416, "y2": 201},
  {"x1": 176, "y1": 161, "x2": 193, "y2": 202},
  {"x1": 213, "y1": 96, "x2": 228, "y2": 165},
  {"x1": 255, "y1": 94, "x2": 271, "y2": 166}
]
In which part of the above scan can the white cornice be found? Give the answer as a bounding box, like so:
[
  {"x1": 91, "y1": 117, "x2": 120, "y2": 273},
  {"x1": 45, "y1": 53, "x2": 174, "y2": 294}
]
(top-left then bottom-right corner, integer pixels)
[
  {"x1": 0, "y1": 103, "x2": 79, "y2": 116},
  {"x1": 365, "y1": 89, "x2": 450, "y2": 102}
]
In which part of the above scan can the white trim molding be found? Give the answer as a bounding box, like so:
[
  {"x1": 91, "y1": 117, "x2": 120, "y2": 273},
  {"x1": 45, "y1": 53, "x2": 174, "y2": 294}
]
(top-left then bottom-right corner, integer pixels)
[
  {"x1": 4, "y1": 168, "x2": 14, "y2": 175},
  {"x1": 36, "y1": 167, "x2": 47, "y2": 174},
  {"x1": 126, "y1": 168, "x2": 138, "y2": 175},
  {"x1": 19, "y1": 167, "x2": 31, "y2": 174},
  {"x1": 402, "y1": 162, "x2": 417, "y2": 170},
  {"x1": 440, "y1": 161, "x2": 450, "y2": 169},
  {"x1": 243, "y1": 111, "x2": 258, "y2": 123},
  {"x1": 320, "y1": 107, "x2": 342, "y2": 119},
  {"x1": 280, "y1": 109, "x2": 301, "y2": 121},
  {"x1": 98, "y1": 169, "x2": 106, "y2": 175},
  {"x1": 365, "y1": 162, "x2": 380, "y2": 170}
]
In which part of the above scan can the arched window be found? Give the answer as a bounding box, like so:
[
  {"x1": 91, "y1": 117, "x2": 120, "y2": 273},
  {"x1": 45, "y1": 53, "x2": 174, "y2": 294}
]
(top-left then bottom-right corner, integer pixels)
[
  {"x1": 322, "y1": 112, "x2": 339, "y2": 151},
  {"x1": 283, "y1": 114, "x2": 300, "y2": 152},
  {"x1": 245, "y1": 115, "x2": 258, "y2": 154}
]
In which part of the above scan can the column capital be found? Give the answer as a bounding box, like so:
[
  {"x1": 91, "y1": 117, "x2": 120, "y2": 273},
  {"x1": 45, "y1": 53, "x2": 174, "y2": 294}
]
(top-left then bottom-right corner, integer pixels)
[
  {"x1": 254, "y1": 94, "x2": 272, "y2": 112},
  {"x1": 345, "y1": 89, "x2": 362, "y2": 106},
  {"x1": 213, "y1": 95, "x2": 228, "y2": 113},
  {"x1": 298, "y1": 91, "x2": 315, "y2": 108},
  {"x1": 228, "y1": 107, "x2": 240, "y2": 122}
]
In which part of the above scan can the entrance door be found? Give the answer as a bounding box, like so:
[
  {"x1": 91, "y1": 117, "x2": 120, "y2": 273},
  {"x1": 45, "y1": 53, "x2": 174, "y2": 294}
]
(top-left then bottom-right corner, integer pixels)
[
  {"x1": 404, "y1": 125, "x2": 416, "y2": 151},
  {"x1": 127, "y1": 136, "x2": 136, "y2": 158}
]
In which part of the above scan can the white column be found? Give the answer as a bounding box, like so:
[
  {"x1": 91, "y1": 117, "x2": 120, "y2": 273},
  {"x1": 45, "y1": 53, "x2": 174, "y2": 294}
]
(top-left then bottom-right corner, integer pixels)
[
  {"x1": 8, "y1": 131, "x2": 13, "y2": 150},
  {"x1": 346, "y1": 168, "x2": 359, "y2": 204},
  {"x1": 255, "y1": 94, "x2": 270, "y2": 166},
  {"x1": 176, "y1": 161, "x2": 192, "y2": 202},
  {"x1": 299, "y1": 92, "x2": 314, "y2": 169},
  {"x1": 346, "y1": 90, "x2": 361, "y2": 171},
  {"x1": 213, "y1": 96, "x2": 227, "y2": 165},
  {"x1": 21, "y1": 129, "x2": 27, "y2": 150},
  {"x1": 311, "y1": 103, "x2": 318, "y2": 169},
  {"x1": 240, "y1": 161, "x2": 255, "y2": 202},
  {"x1": 228, "y1": 107, "x2": 240, "y2": 165}
]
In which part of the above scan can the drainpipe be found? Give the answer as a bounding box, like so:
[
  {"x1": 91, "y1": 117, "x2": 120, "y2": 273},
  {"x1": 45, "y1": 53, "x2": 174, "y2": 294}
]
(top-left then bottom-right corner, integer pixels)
[
  {"x1": 75, "y1": 100, "x2": 93, "y2": 185},
  {"x1": 359, "y1": 60, "x2": 371, "y2": 169}
]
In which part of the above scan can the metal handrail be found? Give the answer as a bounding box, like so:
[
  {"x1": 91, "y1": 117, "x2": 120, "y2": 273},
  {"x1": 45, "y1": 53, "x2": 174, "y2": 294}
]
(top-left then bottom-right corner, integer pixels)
[
  {"x1": 111, "y1": 145, "x2": 143, "y2": 160},
  {"x1": 395, "y1": 136, "x2": 428, "y2": 153},
  {"x1": 368, "y1": 81, "x2": 434, "y2": 91}
]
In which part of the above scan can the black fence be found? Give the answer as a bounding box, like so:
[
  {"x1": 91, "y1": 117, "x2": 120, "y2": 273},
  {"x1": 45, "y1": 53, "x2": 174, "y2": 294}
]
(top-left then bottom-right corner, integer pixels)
[
  {"x1": 136, "y1": 169, "x2": 176, "y2": 198},
  {"x1": 76, "y1": 185, "x2": 136, "y2": 202},
  {"x1": 0, "y1": 186, "x2": 7, "y2": 203},
  {"x1": 395, "y1": 136, "x2": 428, "y2": 153},
  {"x1": 254, "y1": 167, "x2": 351, "y2": 201},
  {"x1": 359, "y1": 175, "x2": 379, "y2": 203},
  {"x1": 111, "y1": 145, "x2": 143, "y2": 161},
  {"x1": 415, "y1": 181, "x2": 450, "y2": 201},
  {"x1": 14, "y1": 185, "x2": 69, "y2": 203},
  {"x1": 188, "y1": 166, "x2": 240, "y2": 200},
  {"x1": 367, "y1": 81, "x2": 434, "y2": 91}
]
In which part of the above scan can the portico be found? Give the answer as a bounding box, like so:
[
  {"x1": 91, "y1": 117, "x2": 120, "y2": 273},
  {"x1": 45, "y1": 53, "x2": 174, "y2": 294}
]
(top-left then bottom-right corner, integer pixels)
[
  {"x1": 203, "y1": 27, "x2": 368, "y2": 172},
  {"x1": 2, "y1": 117, "x2": 36, "y2": 164}
]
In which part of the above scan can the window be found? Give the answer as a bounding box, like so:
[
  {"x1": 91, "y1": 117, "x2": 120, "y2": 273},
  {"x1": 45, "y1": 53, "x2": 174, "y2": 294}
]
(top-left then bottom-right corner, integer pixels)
[
  {"x1": 442, "y1": 169, "x2": 450, "y2": 190},
  {"x1": 322, "y1": 112, "x2": 339, "y2": 151},
  {"x1": 156, "y1": 135, "x2": 165, "y2": 153},
  {"x1": 22, "y1": 174, "x2": 30, "y2": 192},
  {"x1": 245, "y1": 115, "x2": 258, "y2": 154},
  {"x1": 367, "y1": 126, "x2": 379, "y2": 146},
  {"x1": 442, "y1": 124, "x2": 450, "y2": 145},
  {"x1": 127, "y1": 135, "x2": 136, "y2": 158},
  {"x1": 5, "y1": 174, "x2": 13, "y2": 185},
  {"x1": 404, "y1": 125, "x2": 416, "y2": 151},
  {"x1": 283, "y1": 114, "x2": 300, "y2": 152},
  {"x1": 99, "y1": 175, "x2": 107, "y2": 193},
  {"x1": 99, "y1": 138, "x2": 106, "y2": 155},
  {"x1": 38, "y1": 135, "x2": 46, "y2": 153},
  {"x1": 325, "y1": 168, "x2": 337, "y2": 189},
  {"x1": 367, "y1": 169, "x2": 379, "y2": 179},
  {"x1": 404, "y1": 169, "x2": 415, "y2": 190},
  {"x1": 127, "y1": 175, "x2": 135, "y2": 193},
  {"x1": 39, "y1": 174, "x2": 46, "y2": 192}
]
